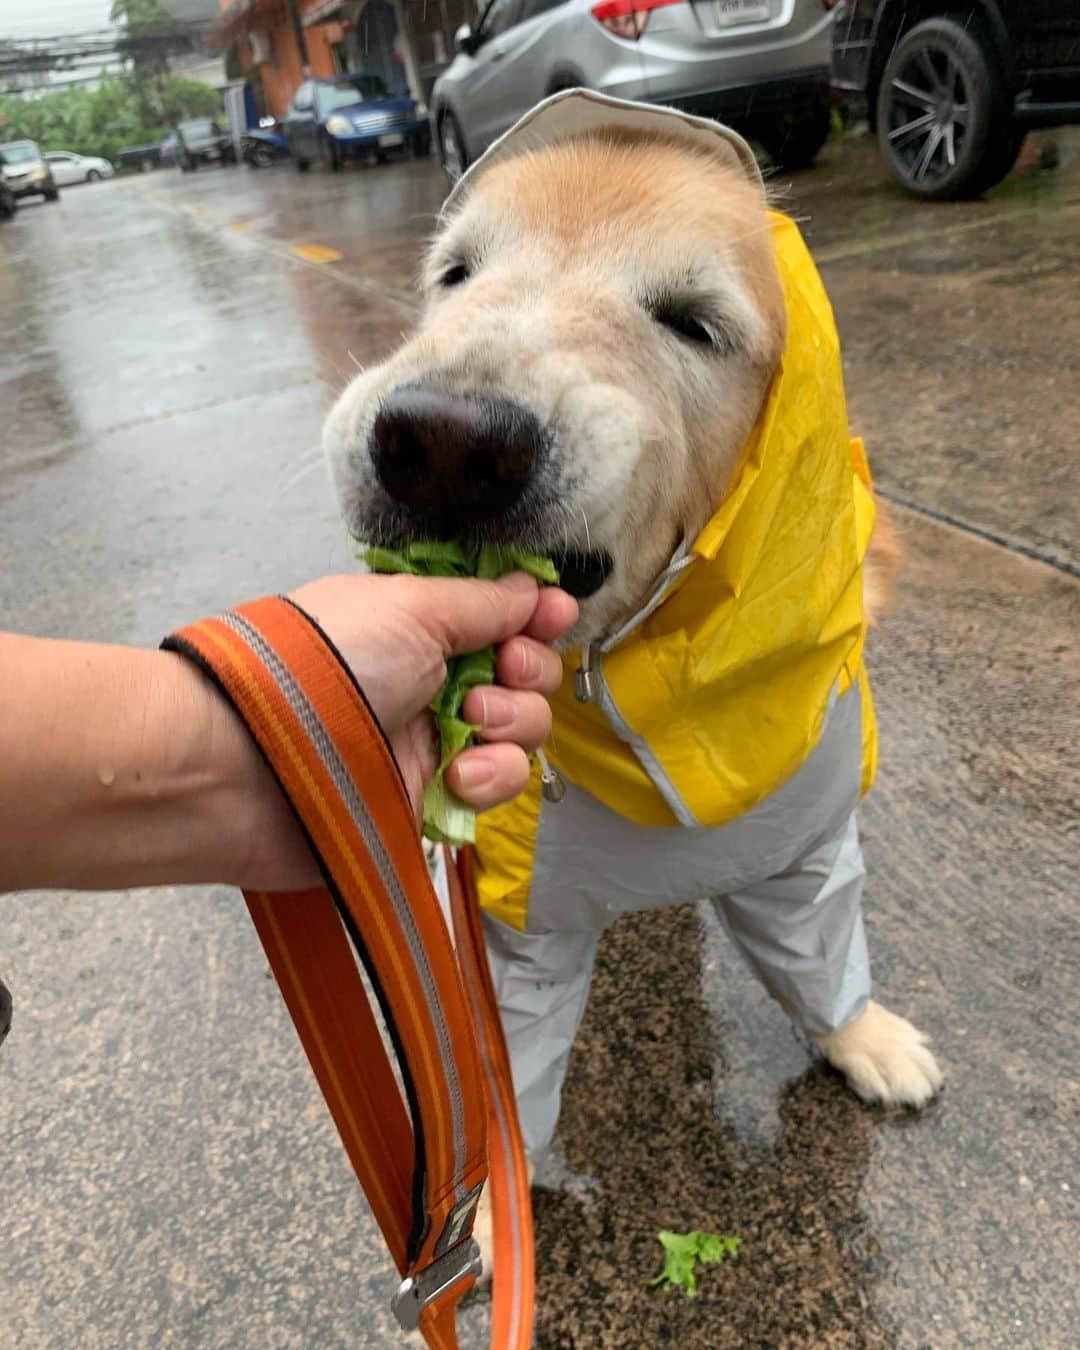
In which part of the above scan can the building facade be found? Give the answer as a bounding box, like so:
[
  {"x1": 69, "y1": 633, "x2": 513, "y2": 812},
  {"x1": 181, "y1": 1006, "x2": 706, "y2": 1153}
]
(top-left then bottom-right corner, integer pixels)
[{"x1": 211, "y1": 0, "x2": 479, "y2": 120}]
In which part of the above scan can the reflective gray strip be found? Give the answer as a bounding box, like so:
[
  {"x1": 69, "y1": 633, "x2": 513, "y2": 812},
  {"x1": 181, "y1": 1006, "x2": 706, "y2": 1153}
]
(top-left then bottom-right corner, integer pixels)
[
  {"x1": 571, "y1": 542, "x2": 702, "y2": 826},
  {"x1": 599, "y1": 542, "x2": 694, "y2": 652},
  {"x1": 588, "y1": 645, "x2": 700, "y2": 829},
  {"x1": 219, "y1": 611, "x2": 469, "y2": 1202}
]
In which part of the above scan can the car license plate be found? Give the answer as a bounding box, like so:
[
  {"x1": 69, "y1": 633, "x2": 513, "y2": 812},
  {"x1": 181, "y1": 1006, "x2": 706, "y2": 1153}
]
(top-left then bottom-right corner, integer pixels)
[
  {"x1": 714, "y1": 0, "x2": 770, "y2": 26},
  {"x1": 378, "y1": 133, "x2": 405, "y2": 148}
]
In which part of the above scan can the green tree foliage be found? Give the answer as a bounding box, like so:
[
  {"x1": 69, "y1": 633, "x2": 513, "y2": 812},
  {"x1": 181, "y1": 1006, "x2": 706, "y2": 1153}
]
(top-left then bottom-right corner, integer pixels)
[
  {"x1": 0, "y1": 75, "x2": 222, "y2": 164},
  {"x1": 110, "y1": 0, "x2": 201, "y2": 131},
  {"x1": 110, "y1": 0, "x2": 174, "y2": 20}
]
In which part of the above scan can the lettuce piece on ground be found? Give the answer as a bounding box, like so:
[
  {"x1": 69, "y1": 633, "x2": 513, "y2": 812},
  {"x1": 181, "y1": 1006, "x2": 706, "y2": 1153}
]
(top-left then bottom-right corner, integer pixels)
[
  {"x1": 360, "y1": 540, "x2": 558, "y2": 844},
  {"x1": 648, "y1": 1230, "x2": 741, "y2": 1298}
]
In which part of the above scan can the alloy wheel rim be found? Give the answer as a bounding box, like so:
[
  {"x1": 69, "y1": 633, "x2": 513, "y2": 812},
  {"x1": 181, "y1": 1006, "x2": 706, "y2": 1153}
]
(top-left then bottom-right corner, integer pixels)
[
  {"x1": 887, "y1": 41, "x2": 972, "y2": 186},
  {"x1": 442, "y1": 121, "x2": 463, "y2": 180}
]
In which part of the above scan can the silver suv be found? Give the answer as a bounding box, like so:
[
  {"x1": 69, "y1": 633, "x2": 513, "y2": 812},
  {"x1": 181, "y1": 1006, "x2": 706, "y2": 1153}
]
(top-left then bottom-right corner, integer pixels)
[{"x1": 433, "y1": 0, "x2": 838, "y2": 181}]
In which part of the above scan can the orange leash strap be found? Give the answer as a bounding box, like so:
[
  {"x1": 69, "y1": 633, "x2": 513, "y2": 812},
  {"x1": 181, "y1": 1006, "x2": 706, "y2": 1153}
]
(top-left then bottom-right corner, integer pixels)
[
  {"x1": 448, "y1": 848, "x2": 536, "y2": 1347},
  {"x1": 164, "y1": 597, "x2": 533, "y2": 1347}
]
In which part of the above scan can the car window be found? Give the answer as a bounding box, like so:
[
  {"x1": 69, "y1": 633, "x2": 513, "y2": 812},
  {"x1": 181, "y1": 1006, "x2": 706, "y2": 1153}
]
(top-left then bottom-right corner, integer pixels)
[
  {"x1": 46, "y1": 153, "x2": 72, "y2": 163},
  {"x1": 180, "y1": 119, "x2": 215, "y2": 137},
  {"x1": 0, "y1": 144, "x2": 39, "y2": 165},
  {"x1": 292, "y1": 82, "x2": 315, "y2": 112},
  {"x1": 478, "y1": 0, "x2": 522, "y2": 40},
  {"x1": 520, "y1": 0, "x2": 565, "y2": 17},
  {"x1": 316, "y1": 75, "x2": 389, "y2": 113}
]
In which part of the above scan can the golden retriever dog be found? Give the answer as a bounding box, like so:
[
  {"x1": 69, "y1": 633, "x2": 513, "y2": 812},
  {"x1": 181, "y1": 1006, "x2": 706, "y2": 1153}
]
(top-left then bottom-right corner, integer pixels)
[{"x1": 325, "y1": 92, "x2": 942, "y2": 1276}]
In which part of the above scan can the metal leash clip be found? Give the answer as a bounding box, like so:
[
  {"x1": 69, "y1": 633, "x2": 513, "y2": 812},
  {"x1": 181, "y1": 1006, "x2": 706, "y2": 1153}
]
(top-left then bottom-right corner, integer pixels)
[{"x1": 391, "y1": 1238, "x2": 483, "y2": 1331}]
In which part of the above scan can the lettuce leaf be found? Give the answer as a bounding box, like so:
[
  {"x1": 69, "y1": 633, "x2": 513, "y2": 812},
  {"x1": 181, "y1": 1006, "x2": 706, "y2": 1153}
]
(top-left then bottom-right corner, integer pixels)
[
  {"x1": 648, "y1": 1230, "x2": 741, "y2": 1298},
  {"x1": 360, "y1": 540, "x2": 558, "y2": 844}
]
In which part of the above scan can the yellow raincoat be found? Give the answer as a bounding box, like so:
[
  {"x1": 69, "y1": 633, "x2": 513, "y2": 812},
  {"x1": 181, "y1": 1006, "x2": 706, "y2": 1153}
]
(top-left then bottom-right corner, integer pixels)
[{"x1": 476, "y1": 211, "x2": 878, "y2": 933}]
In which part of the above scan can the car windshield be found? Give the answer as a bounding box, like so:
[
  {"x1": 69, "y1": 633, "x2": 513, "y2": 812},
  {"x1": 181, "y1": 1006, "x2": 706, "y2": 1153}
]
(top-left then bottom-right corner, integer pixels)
[
  {"x1": 1, "y1": 144, "x2": 39, "y2": 165},
  {"x1": 318, "y1": 76, "x2": 389, "y2": 112},
  {"x1": 179, "y1": 119, "x2": 216, "y2": 137}
]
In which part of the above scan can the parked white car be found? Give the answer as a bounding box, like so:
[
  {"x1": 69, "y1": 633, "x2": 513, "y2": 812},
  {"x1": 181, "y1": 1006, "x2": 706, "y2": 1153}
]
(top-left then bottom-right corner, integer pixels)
[{"x1": 43, "y1": 151, "x2": 114, "y2": 186}]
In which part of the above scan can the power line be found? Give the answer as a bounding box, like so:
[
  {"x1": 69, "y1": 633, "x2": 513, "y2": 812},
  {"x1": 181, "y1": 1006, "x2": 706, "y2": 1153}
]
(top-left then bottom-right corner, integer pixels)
[{"x1": 0, "y1": 21, "x2": 213, "y2": 80}]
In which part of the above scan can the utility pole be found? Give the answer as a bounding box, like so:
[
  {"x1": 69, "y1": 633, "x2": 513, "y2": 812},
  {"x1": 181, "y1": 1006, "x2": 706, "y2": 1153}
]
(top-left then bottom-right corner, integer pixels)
[{"x1": 389, "y1": 0, "x2": 424, "y2": 105}]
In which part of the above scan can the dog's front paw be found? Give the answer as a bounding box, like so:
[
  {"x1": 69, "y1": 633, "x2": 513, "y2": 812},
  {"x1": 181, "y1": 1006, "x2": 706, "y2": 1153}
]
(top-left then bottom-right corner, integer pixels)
[{"x1": 813, "y1": 999, "x2": 944, "y2": 1108}]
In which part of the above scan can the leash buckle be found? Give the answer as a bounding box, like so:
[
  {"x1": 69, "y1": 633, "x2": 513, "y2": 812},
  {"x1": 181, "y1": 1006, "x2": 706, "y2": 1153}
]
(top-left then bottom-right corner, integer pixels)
[{"x1": 391, "y1": 1238, "x2": 482, "y2": 1331}]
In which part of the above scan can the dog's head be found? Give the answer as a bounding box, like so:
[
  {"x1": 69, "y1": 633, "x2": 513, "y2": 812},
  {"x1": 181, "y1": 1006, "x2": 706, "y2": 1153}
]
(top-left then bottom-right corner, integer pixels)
[{"x1": 326, "y1": 123, "x2": 786, "y2": 642}]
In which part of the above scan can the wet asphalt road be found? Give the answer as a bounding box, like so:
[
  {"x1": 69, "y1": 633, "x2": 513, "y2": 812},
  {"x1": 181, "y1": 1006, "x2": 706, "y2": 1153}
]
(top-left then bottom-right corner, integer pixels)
[{"x1": 1, "y1": 129, "x2": 1077, "y2": 1349}]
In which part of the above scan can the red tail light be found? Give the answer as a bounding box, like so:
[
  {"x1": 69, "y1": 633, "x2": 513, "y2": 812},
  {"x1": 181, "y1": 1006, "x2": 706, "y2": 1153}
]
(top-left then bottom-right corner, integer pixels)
[{"x1": 590, "y1": 0, "x2": 686, "y2": 41}]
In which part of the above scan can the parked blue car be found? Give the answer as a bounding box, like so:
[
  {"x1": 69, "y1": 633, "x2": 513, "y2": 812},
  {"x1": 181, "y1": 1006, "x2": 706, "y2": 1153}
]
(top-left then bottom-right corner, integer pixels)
[{"x1": 280, "y1": 72, "x2": 430, "y2": 172}]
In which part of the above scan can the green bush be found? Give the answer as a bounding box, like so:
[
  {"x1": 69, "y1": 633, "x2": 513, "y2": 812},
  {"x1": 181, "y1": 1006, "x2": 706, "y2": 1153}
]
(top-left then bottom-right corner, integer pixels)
[{"x1": 0, "y1": 75, "x2": 223, "y2": 164}]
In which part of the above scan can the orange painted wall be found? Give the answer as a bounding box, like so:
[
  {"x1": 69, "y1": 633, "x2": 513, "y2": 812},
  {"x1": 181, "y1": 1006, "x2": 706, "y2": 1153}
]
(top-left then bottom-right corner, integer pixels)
[{"x1": 229, "y1": 3, "x2": 341, "y2": 119}]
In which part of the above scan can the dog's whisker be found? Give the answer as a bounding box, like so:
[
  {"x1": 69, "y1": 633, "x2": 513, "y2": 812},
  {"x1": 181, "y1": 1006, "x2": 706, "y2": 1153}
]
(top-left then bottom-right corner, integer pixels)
[{"x1": 269, "y1": 451, "x2": 325, "y2": 503}]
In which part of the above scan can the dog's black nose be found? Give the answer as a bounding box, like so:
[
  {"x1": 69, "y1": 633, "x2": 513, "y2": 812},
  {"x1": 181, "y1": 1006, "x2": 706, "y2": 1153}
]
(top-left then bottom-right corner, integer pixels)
[{"x1": 370, "y1": 386, "x2": 543, "y2": 532}]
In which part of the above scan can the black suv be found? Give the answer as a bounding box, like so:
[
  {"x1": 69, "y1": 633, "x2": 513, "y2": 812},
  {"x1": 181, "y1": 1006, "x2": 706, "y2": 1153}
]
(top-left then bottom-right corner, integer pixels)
[
  {"x1": 832, "y1": 1, "x2": 1080, "y2": 198},
  {"x1": 174, "y1": 117, "x2": 236, "y2": 172}
]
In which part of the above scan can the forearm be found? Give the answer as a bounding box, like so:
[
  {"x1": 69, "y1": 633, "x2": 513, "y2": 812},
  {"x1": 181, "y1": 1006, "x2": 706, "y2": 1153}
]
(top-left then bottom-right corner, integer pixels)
[{"x1": 0, "y1": 634, "x2": 289, "y2": 892}]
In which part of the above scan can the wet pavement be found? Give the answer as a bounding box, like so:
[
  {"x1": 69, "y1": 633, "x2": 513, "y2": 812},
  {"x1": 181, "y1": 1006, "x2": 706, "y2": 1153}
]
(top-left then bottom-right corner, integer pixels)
[{"x1": 1, "y1": 127, "x2": 1077, "y2": 1348}]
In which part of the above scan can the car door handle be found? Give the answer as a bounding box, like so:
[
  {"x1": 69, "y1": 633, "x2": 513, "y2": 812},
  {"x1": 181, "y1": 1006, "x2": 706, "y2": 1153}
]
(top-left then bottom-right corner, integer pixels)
[{"x1": 490, "y1": 45, "x2": 506, "y2": 60}]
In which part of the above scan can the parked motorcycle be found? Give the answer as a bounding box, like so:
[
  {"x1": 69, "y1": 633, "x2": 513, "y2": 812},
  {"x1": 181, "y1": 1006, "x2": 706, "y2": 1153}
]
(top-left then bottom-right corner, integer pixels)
[{"x1": 242, "y1": 125, "x2": 290, "y2": 169}]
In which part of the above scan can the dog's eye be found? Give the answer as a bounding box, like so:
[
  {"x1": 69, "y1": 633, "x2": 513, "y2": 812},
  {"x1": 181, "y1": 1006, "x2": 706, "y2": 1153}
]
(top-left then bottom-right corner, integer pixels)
[
  {"x1": 439, "y1": 261, "x2": 470, "y2": 288},
  {"x1": 652, "y1": 303, "x2": 715, "y2": 346}
]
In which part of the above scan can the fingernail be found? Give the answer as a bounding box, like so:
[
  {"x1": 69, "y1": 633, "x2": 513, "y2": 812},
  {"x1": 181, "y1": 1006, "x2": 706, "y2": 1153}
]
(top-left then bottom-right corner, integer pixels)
[
  {"x1": 517, "y1": 644, "x2": 540, "y2": 682},
  {"x1": 455, "y1": 756, "x2": 495, "y2": 788},
  {"x1": 479, "y1": 690, "x2": 515, "y2": 732}
]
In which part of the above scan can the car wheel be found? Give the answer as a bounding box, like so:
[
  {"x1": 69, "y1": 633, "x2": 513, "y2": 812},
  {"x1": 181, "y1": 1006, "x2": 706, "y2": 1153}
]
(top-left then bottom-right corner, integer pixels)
[
  {"x1": 251, "y1": 145, "x2": 276, "y2": 169},
  {"x1": 44, "y1": 188, "x2": 60, "y2": 202},
  {"x1": 876, "y1": 14, "x2": 1011, "y2": 200},
  {"x1": 321, "y1": 136, "x2": 342, "y2": 172},
  {"x1": 966, "y1": 123, "x2": 1027, "y2": 195},
  {"x1": 86, "y1": 169, "x2": 101, "y2": 182},
  {"x1": 757, "y1": 100, "x2": 832, "y2": 171},
  {"x1": 439, "y1": 111, "x2": 467, "y2": 184},
  {"x1": 0, "y1": 976, "x2": 11, "y2": 1045}
]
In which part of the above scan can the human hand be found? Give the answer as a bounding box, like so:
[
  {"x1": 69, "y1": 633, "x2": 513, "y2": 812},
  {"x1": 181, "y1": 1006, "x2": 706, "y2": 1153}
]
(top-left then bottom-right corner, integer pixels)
[
  {"x1": 289, "y1": 571, "x2": 577, "y2": 812},
  {"x1": 227, "y1": 572, "x2": 576, "y2": 888}
]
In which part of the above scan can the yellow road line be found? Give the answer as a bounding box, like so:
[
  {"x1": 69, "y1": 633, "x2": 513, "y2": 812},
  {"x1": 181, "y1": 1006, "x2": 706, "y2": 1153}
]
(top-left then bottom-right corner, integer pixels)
[
  {"x1": 135, "y1": 186, "x2": 416, "y2": 313},
  {"x1": 291, "y1": 243, "x2": 343, "y2": 264}
]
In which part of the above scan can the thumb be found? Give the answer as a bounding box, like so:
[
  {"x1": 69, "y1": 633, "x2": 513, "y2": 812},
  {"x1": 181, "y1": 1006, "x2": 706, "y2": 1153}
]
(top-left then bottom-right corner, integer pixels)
[{"x1": 419, "y1": 573, "x2": 541, "y2": 657}]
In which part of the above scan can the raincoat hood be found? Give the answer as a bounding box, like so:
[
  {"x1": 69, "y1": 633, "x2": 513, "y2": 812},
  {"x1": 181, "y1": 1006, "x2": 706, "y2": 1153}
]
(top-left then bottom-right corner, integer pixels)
[{"x1": 461, "y1": 93, "x2": 876, "y2": 847}]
